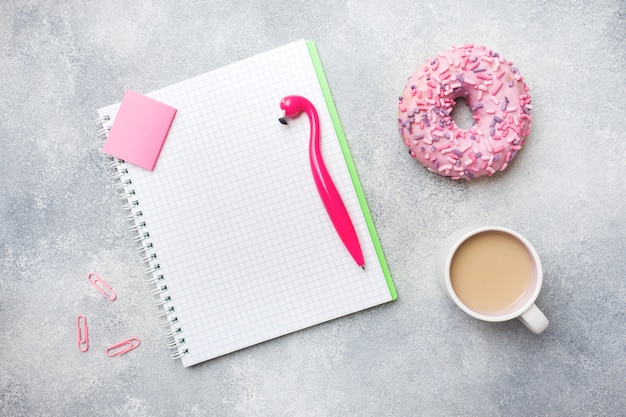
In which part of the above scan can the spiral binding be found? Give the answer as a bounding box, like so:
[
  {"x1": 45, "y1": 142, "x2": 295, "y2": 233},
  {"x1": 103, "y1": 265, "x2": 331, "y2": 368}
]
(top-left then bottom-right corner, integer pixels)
[{"x1": 96, "y1": 114, "x2": 189, "y2": 361}]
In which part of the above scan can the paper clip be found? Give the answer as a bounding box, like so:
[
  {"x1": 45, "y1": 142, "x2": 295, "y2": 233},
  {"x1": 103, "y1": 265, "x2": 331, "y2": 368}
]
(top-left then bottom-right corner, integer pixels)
[
  {"x1": 87, "y1": 272, "x2": 117, "y2": 301},
  {"x1": 106, "y1": 337, "x2": 141, "y2": 357},
  {"x1": 77, "y1": 315, "x2": 89, "y2": 352}
]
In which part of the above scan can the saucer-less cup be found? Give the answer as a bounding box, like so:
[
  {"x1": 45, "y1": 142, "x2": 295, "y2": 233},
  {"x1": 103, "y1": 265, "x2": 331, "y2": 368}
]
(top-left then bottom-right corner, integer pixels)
[{"x1": 436, "y1": 225, "x2": 549, "y2": 334}]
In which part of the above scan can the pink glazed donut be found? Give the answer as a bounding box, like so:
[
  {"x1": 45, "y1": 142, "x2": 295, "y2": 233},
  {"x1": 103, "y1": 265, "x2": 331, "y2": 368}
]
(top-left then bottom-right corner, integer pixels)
[{"x1": 397, "y1": 44, "x2": 532, "y2": 180}]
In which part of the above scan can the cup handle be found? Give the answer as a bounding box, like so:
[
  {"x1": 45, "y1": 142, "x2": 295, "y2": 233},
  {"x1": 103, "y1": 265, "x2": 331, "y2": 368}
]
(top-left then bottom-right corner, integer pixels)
[{"x1": 517, "y1": 304, "x2": 549, "y2": 334}]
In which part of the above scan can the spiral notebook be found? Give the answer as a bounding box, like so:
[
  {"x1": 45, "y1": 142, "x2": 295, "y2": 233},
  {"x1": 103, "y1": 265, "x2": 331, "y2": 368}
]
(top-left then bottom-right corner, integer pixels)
[{"x1": 96, "y1": 40, "x2": 396, "y2": 367}]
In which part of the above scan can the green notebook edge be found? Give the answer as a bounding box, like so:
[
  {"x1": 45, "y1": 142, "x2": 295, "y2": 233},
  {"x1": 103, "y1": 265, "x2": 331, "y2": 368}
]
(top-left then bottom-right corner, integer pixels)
[{"x1": 306, "y1": 40, "x2": 397, "y2": 301}]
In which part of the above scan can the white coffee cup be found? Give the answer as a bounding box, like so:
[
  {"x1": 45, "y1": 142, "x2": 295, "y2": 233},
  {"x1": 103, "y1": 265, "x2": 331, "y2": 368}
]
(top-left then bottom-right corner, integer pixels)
[{"x1": 436, "y1": 225, "x2": 549, "y2": 334}]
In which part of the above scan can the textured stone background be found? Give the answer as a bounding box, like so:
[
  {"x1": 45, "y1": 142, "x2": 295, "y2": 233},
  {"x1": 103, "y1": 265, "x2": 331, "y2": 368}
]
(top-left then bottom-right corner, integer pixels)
[{"x1": 1, "y1": 1, "x2": 624, "y2": 416}]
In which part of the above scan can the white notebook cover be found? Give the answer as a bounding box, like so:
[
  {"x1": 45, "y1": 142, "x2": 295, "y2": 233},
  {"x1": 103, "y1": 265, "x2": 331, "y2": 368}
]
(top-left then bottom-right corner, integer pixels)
[{"x1": 97, "y1": 40, "x2": 396, "y2": 367}]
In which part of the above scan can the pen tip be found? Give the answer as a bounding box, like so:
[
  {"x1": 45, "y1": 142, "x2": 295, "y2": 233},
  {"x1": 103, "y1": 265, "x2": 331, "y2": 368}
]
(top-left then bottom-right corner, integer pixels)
[
  {"x1": 361, "y1": 264, "x2": 365, "y2": 270},
  {"x1": 278, "y1": 116, "x2": 288, "y2": 125}
]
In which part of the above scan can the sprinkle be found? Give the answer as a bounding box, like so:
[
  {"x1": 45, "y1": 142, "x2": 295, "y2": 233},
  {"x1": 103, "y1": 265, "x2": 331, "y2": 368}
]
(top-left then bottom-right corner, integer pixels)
[
  {"x1": 488, "y1": 95, "x2": 500, "y2": 105},
  {"x1": 494, "y1": 115, "x2": 503, "y2": 123},
  {"x1": 500, "y1": 97, "x2": 510, "y2": 111},
  {"x1": 438, "y1": 164, "x2": 453, "y2": 172},
  {"x1": 453, "y1": 149, "x2": 464, "y2": 157},
  {"x1": 492, "y1": 145, "x2": 504, "y2": 153},
  {"x1": 473, "y1": 66, "x2": 487, "y2": 73},
  {"x1": 467, "y1": 60, "x2": 480, "y2": 71},
  {"x1": 505, "y1": 106, "x2": 517, "y2": 112},
  {"x1": 491, "y1": 80, "x2": 503, "y2": 95}
]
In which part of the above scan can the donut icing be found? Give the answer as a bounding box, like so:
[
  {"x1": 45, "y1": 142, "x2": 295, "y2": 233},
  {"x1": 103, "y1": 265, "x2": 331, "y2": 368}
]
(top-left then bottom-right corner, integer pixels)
[{"x1": 398, "y1": 44, "x2": 532, "y2": 180}]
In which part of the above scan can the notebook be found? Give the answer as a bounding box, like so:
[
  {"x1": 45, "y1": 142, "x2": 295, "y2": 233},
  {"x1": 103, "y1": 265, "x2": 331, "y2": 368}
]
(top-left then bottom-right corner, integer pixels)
[{"x1": 96, "y1": 40, "x2": 397, "y2": 367}]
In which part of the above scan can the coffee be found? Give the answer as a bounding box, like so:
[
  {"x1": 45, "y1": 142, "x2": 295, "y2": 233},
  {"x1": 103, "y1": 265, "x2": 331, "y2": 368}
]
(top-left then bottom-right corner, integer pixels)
[{"x1": 450, "y1": 231, "x2": 534, "y2": 314}]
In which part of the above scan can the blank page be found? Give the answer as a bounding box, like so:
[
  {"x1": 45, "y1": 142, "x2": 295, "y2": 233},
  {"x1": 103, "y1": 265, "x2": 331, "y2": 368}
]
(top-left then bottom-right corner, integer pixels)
[{"x1": 97, "y1": 40, "x2": 396, "y2": 367}]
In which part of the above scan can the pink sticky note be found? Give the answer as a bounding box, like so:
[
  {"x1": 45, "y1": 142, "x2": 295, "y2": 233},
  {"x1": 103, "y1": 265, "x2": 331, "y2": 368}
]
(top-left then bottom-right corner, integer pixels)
[{"x1": 102, "y1": 89, "x2": 177, "y2": 171}]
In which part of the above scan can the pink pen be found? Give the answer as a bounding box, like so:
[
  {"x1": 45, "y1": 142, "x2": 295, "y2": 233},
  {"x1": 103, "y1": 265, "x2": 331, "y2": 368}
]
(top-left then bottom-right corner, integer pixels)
[{"x1": 279, "y1": 95, "x2": 365, "y2": 268}]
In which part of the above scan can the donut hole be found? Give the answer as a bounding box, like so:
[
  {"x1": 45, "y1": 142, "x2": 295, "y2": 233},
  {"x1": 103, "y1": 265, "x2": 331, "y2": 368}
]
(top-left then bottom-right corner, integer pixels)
[{"x1": 450, "y1": 97, "x2": 474, "y2": 130}]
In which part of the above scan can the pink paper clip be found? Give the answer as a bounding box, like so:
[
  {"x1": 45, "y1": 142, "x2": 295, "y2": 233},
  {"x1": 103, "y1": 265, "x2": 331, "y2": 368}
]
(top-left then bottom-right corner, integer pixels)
[
  {"x1": 106, "y1": 337, "x2": 141, "y2": 357},
  {"x1": 87, "y1": 272, "x2": 117, "y2": 301},
  {"x1": 77, "y1": 315, "x2": 89, "y2": 352}
]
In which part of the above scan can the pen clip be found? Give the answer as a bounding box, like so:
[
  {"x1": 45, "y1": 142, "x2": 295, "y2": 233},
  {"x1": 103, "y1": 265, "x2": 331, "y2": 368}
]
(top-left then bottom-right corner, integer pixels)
[{"x1": 87, "y1": 272, "x2": 117, "y2": 301}]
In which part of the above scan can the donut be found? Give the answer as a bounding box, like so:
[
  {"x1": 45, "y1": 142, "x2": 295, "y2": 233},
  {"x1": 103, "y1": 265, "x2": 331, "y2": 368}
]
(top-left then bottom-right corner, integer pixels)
[{"x1": 397, "y1": 44, "x2": 532, "y2": 180}]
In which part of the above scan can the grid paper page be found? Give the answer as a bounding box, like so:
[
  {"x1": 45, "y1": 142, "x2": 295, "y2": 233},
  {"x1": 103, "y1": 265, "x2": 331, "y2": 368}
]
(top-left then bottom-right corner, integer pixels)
[{"x1": 98, "y1": 40, "x2": 395, "y2": 367}]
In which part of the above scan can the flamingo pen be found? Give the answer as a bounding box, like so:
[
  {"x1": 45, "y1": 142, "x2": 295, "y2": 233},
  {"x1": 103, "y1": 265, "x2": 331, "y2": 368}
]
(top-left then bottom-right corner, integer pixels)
[{"x1": 279, "y1": 95, "x2": 365, "y2": 268}]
